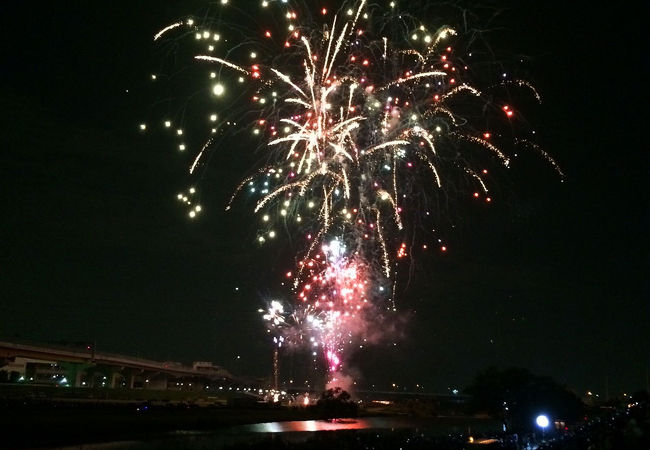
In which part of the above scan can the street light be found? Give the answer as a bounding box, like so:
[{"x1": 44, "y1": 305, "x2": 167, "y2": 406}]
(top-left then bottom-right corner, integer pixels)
[
  {"x1": 536, "y1": 414, "x2": 550, "y2": 441},
  {"x1": 536, "y1": 414, "x2": 549, "y2": 428}
]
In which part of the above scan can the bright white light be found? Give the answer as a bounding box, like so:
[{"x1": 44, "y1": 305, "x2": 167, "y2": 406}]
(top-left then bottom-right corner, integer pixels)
[
  {"x1": 210, "y1": 114, "x2": 217, "y2": 121},
  {"x1": 536, "y1": 415, "x2": 550, "y2": 428},
  {"x1": 326, "y1": 239, "x2": 343, "y2": 259},
  {"x1": 213, "y1": 83, "x2": 225, "y2": 96}
]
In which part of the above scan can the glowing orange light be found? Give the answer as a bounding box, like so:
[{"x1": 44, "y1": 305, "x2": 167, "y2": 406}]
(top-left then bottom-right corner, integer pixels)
[
  {"x1": 265, "y1": 31, "x2": 271, "y2": 37},
  {"x1": 483, "y1": 132, "x2": 491, "y2": 139},
  {"x1": 321, "y1": 8, "x2": 327, "y2": 15},
  {"x1": 473, "y1": 192, "x2": 479, "y2": 198},
  {"x1": 441, "y1": 246, "x2": 447, "y2": 252}
]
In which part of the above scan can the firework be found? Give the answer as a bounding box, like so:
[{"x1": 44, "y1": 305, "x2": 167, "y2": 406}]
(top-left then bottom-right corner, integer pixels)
[{"x1": 148, "y1": 1, "x2": 561, "y2": 385}]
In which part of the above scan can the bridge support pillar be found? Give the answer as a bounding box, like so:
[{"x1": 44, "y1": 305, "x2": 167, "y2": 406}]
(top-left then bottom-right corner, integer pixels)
[
  {"x1": 74, "y1": 370, "x2": 84, "y2": 387},
  {"x1": 110, "y1": 372, "x2": 123, "y2": 388}
]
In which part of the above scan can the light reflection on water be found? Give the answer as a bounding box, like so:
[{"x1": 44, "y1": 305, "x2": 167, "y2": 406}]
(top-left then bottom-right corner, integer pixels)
[
  {"x1": 65, "y1": 416, "x2": 498, "y2": 449},
  {"x1": 241, "y1": 417, "x2": 413, "y2": 433}
]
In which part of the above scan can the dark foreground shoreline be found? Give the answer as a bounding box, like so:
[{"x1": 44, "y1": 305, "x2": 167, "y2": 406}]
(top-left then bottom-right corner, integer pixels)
[
  {"x1": 1, "y1": 400, "x2": 325, "y2": 448},
  {"x1": 2, "y1": 398, "x2": 498, "y2": 449}
]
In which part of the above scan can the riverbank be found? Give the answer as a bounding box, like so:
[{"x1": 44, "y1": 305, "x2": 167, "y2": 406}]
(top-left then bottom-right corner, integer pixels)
[{"x1": 1, "y1": 398, "x2": 497, "y2": 449}]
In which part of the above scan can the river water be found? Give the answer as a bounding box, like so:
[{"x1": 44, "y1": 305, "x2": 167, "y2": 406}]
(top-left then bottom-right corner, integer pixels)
[{"x1": 61, "y1": 416, "x2": 499, "y2": 449}]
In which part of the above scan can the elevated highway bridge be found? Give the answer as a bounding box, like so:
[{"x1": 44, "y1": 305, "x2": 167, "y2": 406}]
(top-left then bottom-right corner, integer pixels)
[{"x1": 0, "y1": 340, "x2": 237, "y2": 390}]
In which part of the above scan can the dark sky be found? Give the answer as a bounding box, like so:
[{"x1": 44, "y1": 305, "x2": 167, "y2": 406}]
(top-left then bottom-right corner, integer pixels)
[{"x1": 0, "y1": 1, "x2": 647, "y2": 396}]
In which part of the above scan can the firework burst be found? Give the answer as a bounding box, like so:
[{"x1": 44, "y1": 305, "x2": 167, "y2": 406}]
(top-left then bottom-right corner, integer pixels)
[{"x1": 146, "y1": 0, "x2": 561, "y2": 385}]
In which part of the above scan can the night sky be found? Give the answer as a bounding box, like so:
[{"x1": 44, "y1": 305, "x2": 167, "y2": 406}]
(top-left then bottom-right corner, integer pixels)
[{"x1": 0, "y1": 1, "x2": 646, "y2": 396}]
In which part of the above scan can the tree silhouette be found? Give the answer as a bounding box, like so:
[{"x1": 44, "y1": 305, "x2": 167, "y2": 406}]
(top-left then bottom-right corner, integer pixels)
[
  {"x1": 465, "y1": 367, "x2": 584, "y2": 431},
  {"x1": 316, "y1": 387, "x2": 357, "y2": 418}
]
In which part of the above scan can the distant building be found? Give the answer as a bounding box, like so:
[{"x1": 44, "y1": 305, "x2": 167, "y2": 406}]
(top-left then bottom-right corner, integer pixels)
[{"x1": 0, "y1": 340, "x2": 241, "y2": 391}]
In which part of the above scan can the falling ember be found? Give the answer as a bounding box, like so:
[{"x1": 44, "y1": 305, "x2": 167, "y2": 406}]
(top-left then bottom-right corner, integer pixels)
[
  {"x1": 149, "y1": 0, "x2": 560, "y2": 387},
  {"x1": 326, "y1": 350, "x2": 341, "y2": 372}
]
